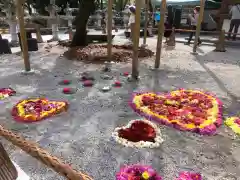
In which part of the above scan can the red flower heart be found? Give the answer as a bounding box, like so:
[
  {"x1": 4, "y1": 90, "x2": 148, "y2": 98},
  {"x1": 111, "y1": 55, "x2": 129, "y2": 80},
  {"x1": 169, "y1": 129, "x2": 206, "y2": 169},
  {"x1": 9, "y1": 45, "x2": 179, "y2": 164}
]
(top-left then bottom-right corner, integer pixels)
[
  {"x1": 112, "y1": 120, "x2": 163, "y2": 148},
  {"x1": 130, "y1": 90, "x2": 223, "y2": 135}
]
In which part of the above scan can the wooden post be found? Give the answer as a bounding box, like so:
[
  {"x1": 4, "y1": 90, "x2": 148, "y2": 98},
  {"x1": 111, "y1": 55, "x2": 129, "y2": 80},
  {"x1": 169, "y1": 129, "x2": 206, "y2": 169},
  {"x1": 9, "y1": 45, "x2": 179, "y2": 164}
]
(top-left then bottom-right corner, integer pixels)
[
  {"x1": 107, "y1": 0, "x2": 113, "y2": 62},
  {"x1": 142, "y1": 0, "x2": 149, "y2": 46},
  {"x1": 193, "y1": 0, "x2": 205, "y2": 53},
  {"x1": 16, "y1": 0, "x2": 31, "y2": 72},
  {"x1": 214, "y1": 29, "x2": 226, "y2": 52},
  {"x1": 132, "y1": 0, "x2": 141, "y2": 79},
  {"x1": 154, "y1": 0, "x2": 166, "y2": 69}
]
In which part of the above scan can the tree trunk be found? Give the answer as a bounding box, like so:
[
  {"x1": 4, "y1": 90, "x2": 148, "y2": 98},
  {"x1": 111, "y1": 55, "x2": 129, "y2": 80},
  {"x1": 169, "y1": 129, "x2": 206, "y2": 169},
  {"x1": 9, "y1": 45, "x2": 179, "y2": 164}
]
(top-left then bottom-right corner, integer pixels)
[{"x1": 70, "y1": 0, "x2": 95, "y2": 47}]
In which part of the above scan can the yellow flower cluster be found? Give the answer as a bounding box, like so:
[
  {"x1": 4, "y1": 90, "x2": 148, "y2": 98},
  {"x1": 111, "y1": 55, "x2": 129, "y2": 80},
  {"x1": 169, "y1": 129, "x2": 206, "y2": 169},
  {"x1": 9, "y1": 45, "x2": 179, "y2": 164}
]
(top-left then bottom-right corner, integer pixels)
[{"x1": 225, "y1": 117, "x2": 240, "y2": 135}]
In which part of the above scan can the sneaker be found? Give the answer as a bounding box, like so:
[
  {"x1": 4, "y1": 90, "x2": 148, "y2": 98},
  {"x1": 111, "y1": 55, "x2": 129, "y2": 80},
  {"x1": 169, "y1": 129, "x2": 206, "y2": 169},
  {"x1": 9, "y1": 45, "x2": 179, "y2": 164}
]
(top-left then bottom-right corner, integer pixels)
[{"x1": 184, "y1": 42, "x2": 190, "y2": 45}]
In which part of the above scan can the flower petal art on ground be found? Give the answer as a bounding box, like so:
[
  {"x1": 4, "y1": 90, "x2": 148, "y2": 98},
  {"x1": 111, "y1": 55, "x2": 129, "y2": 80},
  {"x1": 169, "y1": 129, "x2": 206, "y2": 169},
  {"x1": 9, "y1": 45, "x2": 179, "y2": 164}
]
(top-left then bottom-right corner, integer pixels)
[
  {"x1": 129, "y1": 89, "x2": 223, "y2": 135},
  {"x1": 83, "y1": 80, "x2": 94, "y2": 87},
  {"x1": 225, "y1": 117, "x2": 240, "y2": 135},
  {"x1": 112, "y1": 119, "x2": 163, "y2": 148},
  {"x1": 123, "y1": 72, "x2": 129, "y2": 76},
  {"x1": 116, "y1": 164, "x2": 162, "y2": 180},
  {"x1": 176, "y1": 171, "x2": 202, "y2": 180},
  {"x1": 62, "y1": 87, "x2": 77, "y2": 94},
  {"x1": 113, "y1": 81, "x2": 122, "y2": 87},
  {"x1": 0, "y1": 88, "x2": 16, "y2": 100},
  {"x1": 58, "y1": 79, "x2": 71, "y2": 85},
  {"x1": 11, "y1": 98, "x2": 68, "y2": 122}
]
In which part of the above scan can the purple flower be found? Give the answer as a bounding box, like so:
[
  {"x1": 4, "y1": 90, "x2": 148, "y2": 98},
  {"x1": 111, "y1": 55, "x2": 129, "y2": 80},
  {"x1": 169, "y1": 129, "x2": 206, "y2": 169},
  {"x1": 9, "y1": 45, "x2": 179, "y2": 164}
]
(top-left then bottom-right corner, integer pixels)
[
  {"x1": 116, "y1": 164, "x2": 162, "y2": 180},
  {"x1": 177, "y1": 171, "x2": 202, "y2": 180}
]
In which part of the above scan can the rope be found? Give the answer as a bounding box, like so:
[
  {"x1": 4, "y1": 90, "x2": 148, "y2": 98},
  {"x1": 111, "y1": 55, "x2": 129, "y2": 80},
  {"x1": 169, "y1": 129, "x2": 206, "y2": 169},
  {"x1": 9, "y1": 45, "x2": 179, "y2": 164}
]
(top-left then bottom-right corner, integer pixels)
[{"x1": 0, "y1": 125, "x2": 93, "y2": 180}]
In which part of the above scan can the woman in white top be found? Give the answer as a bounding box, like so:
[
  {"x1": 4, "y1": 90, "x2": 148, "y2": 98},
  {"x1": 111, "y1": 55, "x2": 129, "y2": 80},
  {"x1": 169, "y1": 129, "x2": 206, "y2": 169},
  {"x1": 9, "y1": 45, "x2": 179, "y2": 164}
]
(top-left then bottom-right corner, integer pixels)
[
  {"x1": 228, "y1": 3, "x2": 240, "y2": 40},
  {"x1": 185, "y1": 6, "x2": 202, "y2": 45},
  {"x1": 128, "y1": 5, "x2": 136, "y2": 42}
]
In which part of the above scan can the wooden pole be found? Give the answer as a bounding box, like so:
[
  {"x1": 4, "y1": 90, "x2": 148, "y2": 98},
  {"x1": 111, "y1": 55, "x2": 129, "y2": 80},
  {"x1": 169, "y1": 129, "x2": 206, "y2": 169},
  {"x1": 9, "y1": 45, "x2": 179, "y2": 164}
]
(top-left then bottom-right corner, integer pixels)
[
  {"x1": 193, "y1": 0, "x2": 205, "y2": 53},
  {"x1": 16, "y1": 0, "x2": 31, "y2": 71},
  {"x1": 107, "y1": 0, "x2": 113, "y2": 62},
  {"x1": 142, "y1": 0, "x2": 149, "y2": 46},
  {"x1": 132, "y1": 0, "x2": 141, "y2": 79},
  {"x1": 154, "y1": 0, "x2": 166, "y2": 69}
]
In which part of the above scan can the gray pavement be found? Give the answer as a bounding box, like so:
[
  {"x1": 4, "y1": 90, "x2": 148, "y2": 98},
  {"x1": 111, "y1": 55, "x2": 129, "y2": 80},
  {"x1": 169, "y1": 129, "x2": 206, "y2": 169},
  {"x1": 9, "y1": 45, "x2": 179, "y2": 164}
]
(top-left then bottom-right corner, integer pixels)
[{"x1": 0, "y1": 36, "x2": 240, "y2": 180}]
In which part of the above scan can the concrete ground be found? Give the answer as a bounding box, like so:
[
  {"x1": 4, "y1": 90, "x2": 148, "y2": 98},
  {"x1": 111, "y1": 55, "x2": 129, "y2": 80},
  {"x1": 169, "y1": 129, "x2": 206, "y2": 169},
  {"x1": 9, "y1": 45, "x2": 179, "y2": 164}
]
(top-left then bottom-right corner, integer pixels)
[{"x1": 0, "y1": 33, "x2": 240, "y2": 180}]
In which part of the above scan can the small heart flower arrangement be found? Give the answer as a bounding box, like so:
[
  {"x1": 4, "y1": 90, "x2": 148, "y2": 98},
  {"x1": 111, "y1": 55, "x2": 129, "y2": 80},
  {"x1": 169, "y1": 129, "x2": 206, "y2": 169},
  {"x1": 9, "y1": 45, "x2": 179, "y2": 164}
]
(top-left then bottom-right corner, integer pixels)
[
  {"x1": 225, "y1": 117, "x2": 240, "y2": 135},
  {"x1": 58, "y1": 79, "x2": 71, "y2": 85},
  {"x1": 0, "y1": 88, "x2": 16, "y2": 100},
  {"x1": 12, "y1": 98, "x2": 68, "y2": 122},
  {"x1": 176, "y1": 171, "x2": 202, "y2": 180},
  {"x1": 116, "y1": 164, "x2": 162, "y2": 180},
  {"x1": 112, "y1": 119, "x2": 163, "y2": 148},
  {"x1": 129, "y1": 89, "x2": 222, "y2": 135}
]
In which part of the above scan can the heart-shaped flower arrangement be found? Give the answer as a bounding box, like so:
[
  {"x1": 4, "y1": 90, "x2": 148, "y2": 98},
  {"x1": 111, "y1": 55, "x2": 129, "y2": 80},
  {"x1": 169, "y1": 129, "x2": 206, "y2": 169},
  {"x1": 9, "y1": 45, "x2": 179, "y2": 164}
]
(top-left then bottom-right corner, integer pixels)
[
  {"x1": 116, "y1": 164, "x2": 162, "y2": 180},
  {"x1": 0, "y1": 88, "x2": 16, "y2": 100},
  {"x1": 112, "y1": 119, "x2": 163, "y2": 148},
  {"x1": 176, "y1": 171, "x2": 202, "y2": 180},
  {"x1": 225, "y1": 117, "x2": 240, "y2": 135},
  {"x1": 129, "y1": 90, "x2": 223, "y2": 135},
  {"x1": 12, "y1": 98, "x2": 68, "y2": 122}
]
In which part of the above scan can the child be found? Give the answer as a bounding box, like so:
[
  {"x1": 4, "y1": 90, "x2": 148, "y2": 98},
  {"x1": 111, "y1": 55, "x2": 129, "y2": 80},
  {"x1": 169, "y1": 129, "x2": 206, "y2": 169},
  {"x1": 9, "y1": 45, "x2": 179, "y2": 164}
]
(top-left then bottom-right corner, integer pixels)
[
  {"x1": 128, "y1": 5, "x2": 136, "y2": 42},
  {"x1": 185, "y1": 6, "x2": 202, "y2": 45}
]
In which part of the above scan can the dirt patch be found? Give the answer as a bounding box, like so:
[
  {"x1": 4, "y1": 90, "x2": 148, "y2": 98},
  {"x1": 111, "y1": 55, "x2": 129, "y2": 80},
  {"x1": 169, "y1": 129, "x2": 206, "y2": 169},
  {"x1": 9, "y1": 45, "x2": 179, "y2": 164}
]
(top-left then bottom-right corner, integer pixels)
[{"x1": 60, "y1": 42, "x2": 154, "y2": 63}]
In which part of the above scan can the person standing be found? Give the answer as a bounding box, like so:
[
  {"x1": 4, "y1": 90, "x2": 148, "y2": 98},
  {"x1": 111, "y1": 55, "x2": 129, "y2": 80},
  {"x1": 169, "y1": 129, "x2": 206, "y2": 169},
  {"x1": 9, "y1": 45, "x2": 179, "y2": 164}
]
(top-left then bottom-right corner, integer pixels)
[
  {"x1": 154, "y1": 8, "x2": 161, "y2": 26},
  {"x1": 128, "y1": 5, "x2": 136, "y2": 42},
  {"x1": 228, "y1": 3, "x2": 240, "y2": 41},
  {"x1": 185, "y1": 6, "x2": 202, "y2": 45}
]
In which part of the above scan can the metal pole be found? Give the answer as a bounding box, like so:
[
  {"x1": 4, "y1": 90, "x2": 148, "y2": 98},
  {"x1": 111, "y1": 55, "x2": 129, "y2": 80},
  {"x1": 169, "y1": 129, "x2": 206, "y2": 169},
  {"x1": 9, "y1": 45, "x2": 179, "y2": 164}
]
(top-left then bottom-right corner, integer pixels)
[
  {"x1": 142, "y1": 0, "x2": 149, "y2": 46},
  {"x1": 132, "y1": 0, "x2": 141, "y2": 79},
  {"x1": 193, "y1": 0, "x2": 205, "y2": 53},
  {"x1": 154, "y1": 0, "x2": 166, "y2": 69},
  {"x1": 107, "y1": 0, "x2": 113, "y2": 62},
  {"x1": 16, "y1": 0, "x2": 31, "y2": 72}
]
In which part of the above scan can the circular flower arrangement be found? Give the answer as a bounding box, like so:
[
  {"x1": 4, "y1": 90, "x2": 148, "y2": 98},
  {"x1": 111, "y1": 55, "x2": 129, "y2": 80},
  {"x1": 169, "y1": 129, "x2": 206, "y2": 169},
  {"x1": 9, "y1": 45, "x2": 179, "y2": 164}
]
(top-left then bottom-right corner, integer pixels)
[
  {"x1": 0, "y1": 88, "x2": 16, "y2": 100},
  {"x1": 176, "y1": 171, "x2": 202, "y2": 180},
  {"x1": 12, "y1": 98, "x2": 68, "y2": 122},
  {"x1": 129, "y1": 89, "x2": 223, "y2": 135},
  {"x1": 225, "y1": 117, "x2": 240, "y2": 135},
  {"x1": 116, "y1": 164, "x2": 162, "y2": 180},
  {"x1": 112, "y1": 119, "x2": 163, "y2": 148}
]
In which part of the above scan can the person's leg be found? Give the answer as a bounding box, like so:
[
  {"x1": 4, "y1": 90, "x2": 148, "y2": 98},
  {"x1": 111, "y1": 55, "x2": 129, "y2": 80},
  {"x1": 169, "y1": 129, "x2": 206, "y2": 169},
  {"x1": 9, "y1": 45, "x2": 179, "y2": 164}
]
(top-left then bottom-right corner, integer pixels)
[
  {"x1": 228, "y1": 19, "x2": 235, "y2": 39},
  {"x1": 232, "y1": 19, "x2": 240, "y2": 40},
  {"x1": 185, "y1": 26, "x2": 194, "y2": 44}
]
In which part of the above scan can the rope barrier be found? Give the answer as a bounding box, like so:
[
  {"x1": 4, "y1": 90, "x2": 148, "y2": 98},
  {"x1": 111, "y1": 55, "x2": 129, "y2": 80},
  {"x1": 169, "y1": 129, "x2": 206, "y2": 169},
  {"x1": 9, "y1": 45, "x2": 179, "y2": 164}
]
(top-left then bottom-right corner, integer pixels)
[
  {"x1": 0, "y1": 26, "x2": 239, "y2": 36},
  {"x1": 0, "y1": 125, "x2": 93, "y2": 180}
]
